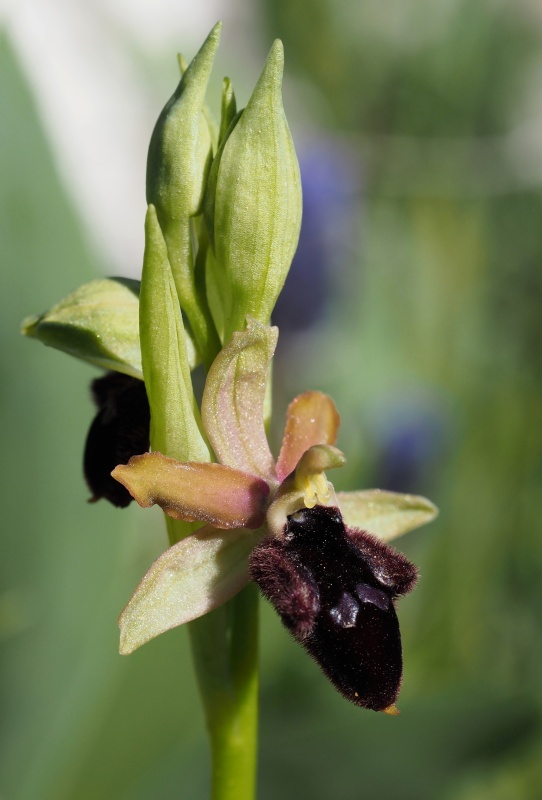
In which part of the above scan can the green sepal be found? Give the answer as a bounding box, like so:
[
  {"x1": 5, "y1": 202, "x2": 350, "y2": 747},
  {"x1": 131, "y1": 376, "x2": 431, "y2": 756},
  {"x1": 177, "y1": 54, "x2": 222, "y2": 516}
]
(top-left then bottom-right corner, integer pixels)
[
  {"x1": 118, "y1": 524, "x2": 265, "y2": 654},
  {"x1": 140, "y1": 205, "x2": 210, "y2": 463},
  {"x1": 204, "y1": 40, "x2": 302, "y2": 341},
  {"x1": 336, "y1": 490, "x2": 439, "y2": 542},
  {"x1": 22, "y1": 278, "x2": 142, "y2": 378},
  {"x1": 22, "y1": 277, "x2": 200, "y2": 378},
  {"x1": 146, "y1": 23, "x2": 221, "y2": 368}
]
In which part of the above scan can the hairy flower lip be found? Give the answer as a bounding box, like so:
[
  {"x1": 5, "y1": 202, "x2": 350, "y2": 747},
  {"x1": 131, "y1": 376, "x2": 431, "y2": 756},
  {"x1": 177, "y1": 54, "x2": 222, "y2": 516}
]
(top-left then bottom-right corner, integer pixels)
[{"x1": 249, "y1": 504, "x2": 419, "y2": 712}]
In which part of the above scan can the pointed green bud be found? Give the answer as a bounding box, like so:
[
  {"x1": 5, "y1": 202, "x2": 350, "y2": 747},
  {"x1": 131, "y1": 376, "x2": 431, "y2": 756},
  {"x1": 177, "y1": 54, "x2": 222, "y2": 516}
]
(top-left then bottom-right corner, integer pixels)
[
  {"x1": 202, "y1": 76, "x2": 239, "y2": 343},
  {"x1": 140, "y1": 205, "x2": 210, "y2": 463},
  {"x1": 218, "y1": 76, "x2": 237, "y2": 145},
  {"x1": 177, "y1": 52, "x2": 219, "y2": 153},
  {"x1": 147, "y1": 23, "x2": 220, "y2": 222},
  {"x1": 147, "y1": 23, "x2": 222, "y2": 368},
  {"x1": 203, "y1": 79, "x2": 240, "y2": 340},
  {"x1": 21, "y1": 278, "x2": 199, "y2": 378},
  {"x1": 204, "y1": 40, "x2": 302, "y2": 341}
]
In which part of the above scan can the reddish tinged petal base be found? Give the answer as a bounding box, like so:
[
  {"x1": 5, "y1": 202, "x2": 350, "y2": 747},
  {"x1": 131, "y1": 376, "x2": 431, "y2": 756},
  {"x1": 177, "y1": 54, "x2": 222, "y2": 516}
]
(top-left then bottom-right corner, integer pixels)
[
  {"x1": 112, "y1": 452, "x2": 269, "y2": 529},
  {"x1": 276, "y1": 391, "x2": 340, "y2": 482}
]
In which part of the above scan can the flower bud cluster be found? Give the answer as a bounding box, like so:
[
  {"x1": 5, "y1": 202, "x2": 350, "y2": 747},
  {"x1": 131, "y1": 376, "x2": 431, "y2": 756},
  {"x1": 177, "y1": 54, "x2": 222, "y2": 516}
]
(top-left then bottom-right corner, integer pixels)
[{"x1": 147, "y1": 22, "x2": 302, "y2": 353}]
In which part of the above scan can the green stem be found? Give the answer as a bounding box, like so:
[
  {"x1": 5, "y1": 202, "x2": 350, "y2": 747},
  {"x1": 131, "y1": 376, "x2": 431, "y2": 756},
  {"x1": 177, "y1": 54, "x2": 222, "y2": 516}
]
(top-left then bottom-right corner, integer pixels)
[
  {"x1": 190, "y1": 588, "x2": 259, "y2": 800},
  {"x1": 167, "y1": 519, "x2": 259, "y2": 800}
]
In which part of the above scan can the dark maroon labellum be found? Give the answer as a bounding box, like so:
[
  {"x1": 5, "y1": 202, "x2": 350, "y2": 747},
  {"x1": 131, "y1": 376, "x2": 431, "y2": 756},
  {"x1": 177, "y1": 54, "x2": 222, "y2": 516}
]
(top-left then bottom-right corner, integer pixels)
[
  {"x1": 250, "y1": 505, "x2": 418, "y2": 712},
  {"x1": 84, "y1": 372, "x2": 150, "y2": 508}
]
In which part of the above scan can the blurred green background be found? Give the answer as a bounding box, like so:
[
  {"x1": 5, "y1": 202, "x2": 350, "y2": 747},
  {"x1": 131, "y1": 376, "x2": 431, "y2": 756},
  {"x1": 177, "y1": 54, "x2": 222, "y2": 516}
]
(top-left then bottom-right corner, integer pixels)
[{"x1": 2, "y1": 1, "x2": 542, "y2": 798}]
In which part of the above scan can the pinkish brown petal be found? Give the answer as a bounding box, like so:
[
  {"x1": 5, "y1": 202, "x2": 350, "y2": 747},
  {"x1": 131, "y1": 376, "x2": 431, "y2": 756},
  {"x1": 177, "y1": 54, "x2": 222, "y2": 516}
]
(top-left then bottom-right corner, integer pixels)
[
  {"x1": 119, "y1": 524, "x2": 265, "y2": 654},
  {"x1": 112, "y1": 452, "x2": 269, "y2": 529},
  {"x1": 276, "y1": 391, "x2": 341, "y2": 482},
  {"x1": 201, "y1": 318, "x2": 277, "y2": 481}
]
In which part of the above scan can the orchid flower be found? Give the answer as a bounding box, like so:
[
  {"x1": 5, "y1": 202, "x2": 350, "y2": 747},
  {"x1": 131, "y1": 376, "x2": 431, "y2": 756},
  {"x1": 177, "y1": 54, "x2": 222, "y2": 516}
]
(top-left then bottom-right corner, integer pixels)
[
  {"x1": 112, "y1": 318, "x2": 437, "y2": 695},
  {"x1": 18, "y1": 22, "x2": 444, "y2": 800},
  {"x1": 22, "y1": 21, "x2": 439, "y2": 746}
]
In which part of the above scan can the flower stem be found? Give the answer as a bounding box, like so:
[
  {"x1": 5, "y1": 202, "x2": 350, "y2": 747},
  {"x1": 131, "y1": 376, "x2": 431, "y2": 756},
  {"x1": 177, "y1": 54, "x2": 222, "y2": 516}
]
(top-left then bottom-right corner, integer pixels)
[
  {"x1": 190, "y1": 587, "x2": 259, "y2": 800},
  {"x1": 167, "y1": 518, "x2": 259, "y2": 799}
]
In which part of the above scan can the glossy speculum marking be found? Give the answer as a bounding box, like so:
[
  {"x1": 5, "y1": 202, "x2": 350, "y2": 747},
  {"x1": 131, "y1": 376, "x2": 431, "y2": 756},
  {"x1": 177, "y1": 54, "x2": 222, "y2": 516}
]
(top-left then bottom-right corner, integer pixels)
[{"x1": 250, "y1": 505, "x2": 418, "y2": 712}]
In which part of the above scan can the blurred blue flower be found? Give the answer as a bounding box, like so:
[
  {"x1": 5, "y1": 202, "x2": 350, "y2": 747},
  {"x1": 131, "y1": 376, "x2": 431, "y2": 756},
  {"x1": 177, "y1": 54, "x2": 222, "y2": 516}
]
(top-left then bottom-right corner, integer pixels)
[{"x1": 371, "y1": 391, "x2": 454, "y2": 495}]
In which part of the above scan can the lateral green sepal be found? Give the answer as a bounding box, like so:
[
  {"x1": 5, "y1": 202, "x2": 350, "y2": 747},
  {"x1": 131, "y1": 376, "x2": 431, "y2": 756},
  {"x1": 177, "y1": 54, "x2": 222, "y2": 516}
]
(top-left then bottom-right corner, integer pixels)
[
  {"x1": 22, "y1": 277, "x2": 200, "y2": 377},
  {"x1": 22, "y1": 277, "x2": 143, "y2": 377}
]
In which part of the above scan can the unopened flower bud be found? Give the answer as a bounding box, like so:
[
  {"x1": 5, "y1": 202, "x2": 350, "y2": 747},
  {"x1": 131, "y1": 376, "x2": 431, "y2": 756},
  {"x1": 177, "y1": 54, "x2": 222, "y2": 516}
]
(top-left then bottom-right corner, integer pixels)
[
  {"x1": 147, "y1": 23, "x2": 220, "y2": 226},
  {"x1": 205, "y1": 40, "x2": 302, "y2": 341},
  {"x1": 146, "y1": 22, "x2": 222, "y2": 366}
]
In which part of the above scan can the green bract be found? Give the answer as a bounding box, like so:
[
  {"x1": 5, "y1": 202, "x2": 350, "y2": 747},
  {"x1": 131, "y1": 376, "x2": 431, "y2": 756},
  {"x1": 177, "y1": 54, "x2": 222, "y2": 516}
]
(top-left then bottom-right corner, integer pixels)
[
  {"x1": 140, "y1": 206, "x2": 210, "y2": 464},
  {"x1": 204, "y1": 40, "x2": 302, "y2": 341}
]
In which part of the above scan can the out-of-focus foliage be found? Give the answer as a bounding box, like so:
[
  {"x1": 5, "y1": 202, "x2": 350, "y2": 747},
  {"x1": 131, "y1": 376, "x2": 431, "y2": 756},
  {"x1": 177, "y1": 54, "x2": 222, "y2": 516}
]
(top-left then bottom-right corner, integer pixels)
[{"x1": 2, "y1": 0, "x2": 542, "y2": 797}]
